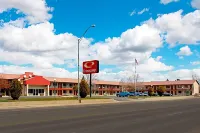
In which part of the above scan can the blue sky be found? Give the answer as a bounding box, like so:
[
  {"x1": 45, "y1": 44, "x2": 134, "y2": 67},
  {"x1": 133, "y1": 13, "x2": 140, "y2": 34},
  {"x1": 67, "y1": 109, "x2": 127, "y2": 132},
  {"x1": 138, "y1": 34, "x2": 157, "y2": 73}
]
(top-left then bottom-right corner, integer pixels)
[{"x1": 0, "y1": 0, "x2": 200, "y2": 81}]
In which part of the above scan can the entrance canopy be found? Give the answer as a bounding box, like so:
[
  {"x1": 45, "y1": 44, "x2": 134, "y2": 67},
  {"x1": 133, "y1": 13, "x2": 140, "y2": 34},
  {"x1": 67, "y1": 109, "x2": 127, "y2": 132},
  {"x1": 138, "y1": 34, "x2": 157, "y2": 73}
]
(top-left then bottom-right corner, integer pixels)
[{"x1": 23, "y1": 76, "x2": 50, "y2": 86}]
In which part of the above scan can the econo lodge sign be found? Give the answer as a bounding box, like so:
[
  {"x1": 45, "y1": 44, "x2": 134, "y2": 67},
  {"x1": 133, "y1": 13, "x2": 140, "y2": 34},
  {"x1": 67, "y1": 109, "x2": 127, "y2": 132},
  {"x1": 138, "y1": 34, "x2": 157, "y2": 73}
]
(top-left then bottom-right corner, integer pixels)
[{"x1": 82, "y1": 60, "x2": 99, "y2": 74}]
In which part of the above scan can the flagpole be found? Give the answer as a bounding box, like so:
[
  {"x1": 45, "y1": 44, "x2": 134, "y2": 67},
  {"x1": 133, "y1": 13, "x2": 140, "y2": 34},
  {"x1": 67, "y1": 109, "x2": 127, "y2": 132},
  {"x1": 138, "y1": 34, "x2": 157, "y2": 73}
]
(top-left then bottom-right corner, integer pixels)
[{"x1": 134, "y1": 58, "x2": 137, "y2": 94}]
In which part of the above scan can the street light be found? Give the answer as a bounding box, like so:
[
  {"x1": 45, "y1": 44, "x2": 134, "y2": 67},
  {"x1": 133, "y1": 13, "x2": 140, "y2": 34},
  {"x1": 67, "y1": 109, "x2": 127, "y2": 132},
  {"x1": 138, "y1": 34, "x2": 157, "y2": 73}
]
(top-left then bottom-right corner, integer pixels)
[
  {"x1": 53, "y1": 78, "x2": 56, "y2": 96},
  {"x1": 77, "y1": 24, "x2": 95, "y2": 103}
]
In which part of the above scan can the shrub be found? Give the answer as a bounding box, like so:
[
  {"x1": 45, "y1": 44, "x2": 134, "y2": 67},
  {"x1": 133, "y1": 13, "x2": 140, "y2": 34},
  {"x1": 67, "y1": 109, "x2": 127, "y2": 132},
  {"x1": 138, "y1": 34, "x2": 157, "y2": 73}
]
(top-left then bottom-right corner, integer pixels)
[
  {"x1": 148, "y1": 87, "x2": 154, "y2": 96},
  {"x1": 9, "y1": 80, "x2": 22, "y2": 100},
  {"x1": 185, "y1": 90, "x2": 190, "y2": 96},
  {"x1": 74, "y1": 76, "x2": 89, "y2": 98},
  {"x1": 157, "y1": 86, "x2": 166, "y2": 96}
]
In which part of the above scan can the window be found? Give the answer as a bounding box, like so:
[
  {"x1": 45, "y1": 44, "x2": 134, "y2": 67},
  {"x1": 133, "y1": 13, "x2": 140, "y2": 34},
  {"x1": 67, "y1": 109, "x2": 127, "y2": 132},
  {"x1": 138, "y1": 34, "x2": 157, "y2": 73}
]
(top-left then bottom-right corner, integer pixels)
[
  {"x1": 39, "y1": 89, "x2": 44, "y2": 93},
  {"x1": 184, "y1": 85, "x2": 188, "y2": 88},
  {"x1": 178, "y1": 85, "x2": 181, "y2": 88},
  {"x1": 28, "y1": 89, "x2": 33, "y2": 93},
  {"x1": 166, "y1": 86, "x2": 170, "y2": 88},
  {"x1": 69, "y1": 90, "x2": 72, "y2": 94},
  {"x1": 178, "y1": 91, "x2": 182, "y2": 93},
  {"x1": 63, "y1": 83, "x2": 66, "y2": 87},
  {"x1": 63, "y1": 90, "x2": 67, "y2": 93}
]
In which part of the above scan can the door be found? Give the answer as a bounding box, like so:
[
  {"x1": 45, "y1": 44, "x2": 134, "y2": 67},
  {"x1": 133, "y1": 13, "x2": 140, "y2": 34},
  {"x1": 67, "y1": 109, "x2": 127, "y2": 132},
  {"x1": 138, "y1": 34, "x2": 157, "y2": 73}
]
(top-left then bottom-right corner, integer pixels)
[
  {"x1": 58, "y1": 90, "x2": 62, "y2": 96},
  {"x1": 33, "y1": 89, "x2": 39, "y2": 96}
]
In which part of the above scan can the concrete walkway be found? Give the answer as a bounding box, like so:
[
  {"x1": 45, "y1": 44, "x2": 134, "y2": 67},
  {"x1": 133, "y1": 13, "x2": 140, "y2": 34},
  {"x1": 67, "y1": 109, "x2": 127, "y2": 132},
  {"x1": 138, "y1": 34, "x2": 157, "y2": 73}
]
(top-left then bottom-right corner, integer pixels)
[
  {"x1": 131, "y1": 96, "x2": 195, "y2": 102},
  {"x1": 0, "y1": 99, "x2": 116, "y2": 110},
  {"x1": 0, "y1": 96, "x2": 196, "y2": 110}
]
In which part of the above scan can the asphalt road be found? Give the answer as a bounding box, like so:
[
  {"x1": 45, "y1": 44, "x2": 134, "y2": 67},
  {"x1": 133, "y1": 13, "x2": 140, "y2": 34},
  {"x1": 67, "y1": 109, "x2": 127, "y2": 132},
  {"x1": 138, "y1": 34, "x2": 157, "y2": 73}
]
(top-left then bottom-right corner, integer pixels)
[{"x1": 0, "y1": 98, "x2": 200, "y2": 133}]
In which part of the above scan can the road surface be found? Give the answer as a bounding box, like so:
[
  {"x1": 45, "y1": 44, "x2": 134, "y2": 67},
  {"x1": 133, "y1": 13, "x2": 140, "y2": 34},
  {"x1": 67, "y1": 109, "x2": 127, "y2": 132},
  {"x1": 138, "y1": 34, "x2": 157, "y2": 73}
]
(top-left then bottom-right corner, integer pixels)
[{"x1": 0, "y1": 98, "x2": 200, "y2": 133}]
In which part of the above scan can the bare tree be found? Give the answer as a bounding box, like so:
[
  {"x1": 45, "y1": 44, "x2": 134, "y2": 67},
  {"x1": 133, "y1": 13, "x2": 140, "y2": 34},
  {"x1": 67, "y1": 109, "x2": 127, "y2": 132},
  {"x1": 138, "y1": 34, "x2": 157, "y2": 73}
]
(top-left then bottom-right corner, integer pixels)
[
  {"x1": 192, "y1": 73, "x2": 200, "y2": 80},
  {"x1": 84, "y1": 74, "x2": 99, "y2": 84},
  {"x1": 119, "y1": 74, "x2": 144, "y2": 92}
]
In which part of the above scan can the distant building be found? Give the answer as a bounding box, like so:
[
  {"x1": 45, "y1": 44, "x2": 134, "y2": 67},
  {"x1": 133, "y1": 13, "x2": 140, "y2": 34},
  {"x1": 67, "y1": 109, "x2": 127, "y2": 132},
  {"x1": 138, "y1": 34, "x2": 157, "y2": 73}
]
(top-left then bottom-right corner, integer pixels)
[{"x1": 0, "y1": 72, "x2": 199, "y2": 96}]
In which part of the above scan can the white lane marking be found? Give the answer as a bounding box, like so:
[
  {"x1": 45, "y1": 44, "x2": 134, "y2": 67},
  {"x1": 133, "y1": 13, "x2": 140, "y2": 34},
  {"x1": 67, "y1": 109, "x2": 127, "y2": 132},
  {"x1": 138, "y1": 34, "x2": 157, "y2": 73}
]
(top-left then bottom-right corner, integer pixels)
[{"x1": 167, "y1": 111, "x2": 183, "y2": 116}]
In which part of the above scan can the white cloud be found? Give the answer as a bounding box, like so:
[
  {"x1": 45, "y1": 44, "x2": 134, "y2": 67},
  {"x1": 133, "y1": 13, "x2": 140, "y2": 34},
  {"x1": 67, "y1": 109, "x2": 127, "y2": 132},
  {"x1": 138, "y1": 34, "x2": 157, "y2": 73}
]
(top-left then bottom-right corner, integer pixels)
[
  {"x1": 160, "y1": 0, "x2": 180, "y2": 5},
  {"x1": 0, "y1": 0, "x2": 199, "y2": 82},
  {"x1": 0, "y1": 0, "x2": 52, "y2": 24},
  {"x1": 176, "y1": 46, "x2": 193, "y2": 57},
  {"x1": 129, "y1": 10, "x2": 136, "y2": 16},
  {"x1": 190, "y1": 61, "x2": 200, "y2": 65},
  {"x1": 191, "y1": 0, "x2": 200, "y2": 9},
  {"x1": 129, "y1": 8, "x2": 150, "y2": 16},
  {"x1": 146, "y1": 10, "x2": 200, "y2": 47},
  {"x1": 0, "y1": 65, "x2": 198, "y2": 82},
  {"x1": 156, "y1": 56, "x2": 162, "y2": 61},
  {"x1": 138, "y1": 8, "x2": 150, "y2": 15}
]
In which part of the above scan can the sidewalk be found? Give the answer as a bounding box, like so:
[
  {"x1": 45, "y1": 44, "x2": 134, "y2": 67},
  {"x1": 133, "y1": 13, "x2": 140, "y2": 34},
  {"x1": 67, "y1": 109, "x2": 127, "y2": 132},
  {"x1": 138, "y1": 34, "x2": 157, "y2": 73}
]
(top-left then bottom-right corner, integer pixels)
[
  {"x1": 0, "y1": 96, "x2": 196, "y2": 110},
  {"x1": 0, "y1": 99, "x2": 116, "y2": 110},
  {"x1": 131, "y1": 96, "x2": 194, "y2": 102}
]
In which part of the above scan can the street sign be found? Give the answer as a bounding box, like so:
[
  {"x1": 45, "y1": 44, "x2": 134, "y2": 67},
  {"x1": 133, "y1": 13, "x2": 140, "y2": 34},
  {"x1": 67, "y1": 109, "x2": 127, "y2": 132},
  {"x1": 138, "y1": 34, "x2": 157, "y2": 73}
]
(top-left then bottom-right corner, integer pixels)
[{"x1": 82, "y1": 60, "x2": 99, "y2": 74}]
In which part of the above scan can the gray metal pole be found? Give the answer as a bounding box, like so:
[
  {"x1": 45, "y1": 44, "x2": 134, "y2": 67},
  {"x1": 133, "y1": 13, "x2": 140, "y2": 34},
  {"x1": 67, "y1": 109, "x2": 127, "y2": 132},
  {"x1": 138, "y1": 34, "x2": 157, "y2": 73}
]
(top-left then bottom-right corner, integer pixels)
[
  {"x1": 78, "y1": 39, "x2": 81, "y2": 103},
  {"x1": 77, "y1": 25, "x2": 95, "y2": 103}
]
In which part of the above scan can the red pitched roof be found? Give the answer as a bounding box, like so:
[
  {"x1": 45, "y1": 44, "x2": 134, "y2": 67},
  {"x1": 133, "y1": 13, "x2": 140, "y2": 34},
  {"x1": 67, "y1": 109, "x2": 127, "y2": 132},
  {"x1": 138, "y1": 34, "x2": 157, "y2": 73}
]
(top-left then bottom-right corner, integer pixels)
[{"x1": 23, "y1": 76, "x2": 50, "y2": 85}]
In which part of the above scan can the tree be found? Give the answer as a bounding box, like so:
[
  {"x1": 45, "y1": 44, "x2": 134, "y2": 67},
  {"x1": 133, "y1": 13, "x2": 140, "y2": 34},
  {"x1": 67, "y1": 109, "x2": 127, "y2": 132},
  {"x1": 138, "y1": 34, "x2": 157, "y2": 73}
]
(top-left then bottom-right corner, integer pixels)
[
  {"x1": 185, "y1": 90, "x2": 190, "y2": 96},
  {"x1": 84, "y1": 74, "x2": 98, "y2": 85},
  {"x1": 119, "y1": 74, "x2": 144, "y2": 92},
  {"x1": 157, "y1": 86, "x2": 166, "y2": 96},
  {"x1": 192, "y1": 73, "x2": 200, "y2": 80},
  {"x1": 84, "y1": 74, "x2": 98, "y2": 93},
  {"x1": 148, "y1": 87, "x2": 154, "y2": 96},
  {"x1": 77, "y1": 76, "x2": 89, "y2": 98},
  {"x1": 9, "y1": 79, "x2": 22, "y2": 100}
]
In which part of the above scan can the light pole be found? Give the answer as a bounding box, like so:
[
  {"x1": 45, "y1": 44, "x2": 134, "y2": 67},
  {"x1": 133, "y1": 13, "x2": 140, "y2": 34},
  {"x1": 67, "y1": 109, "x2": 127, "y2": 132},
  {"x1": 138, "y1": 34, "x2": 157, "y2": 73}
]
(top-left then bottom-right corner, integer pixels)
[
  {"x1": 77, "y1": 24, "x2": 95, "y2": 103},
  {"x1": 53, "y1": 78, "x2": 56, "y2": 96}
]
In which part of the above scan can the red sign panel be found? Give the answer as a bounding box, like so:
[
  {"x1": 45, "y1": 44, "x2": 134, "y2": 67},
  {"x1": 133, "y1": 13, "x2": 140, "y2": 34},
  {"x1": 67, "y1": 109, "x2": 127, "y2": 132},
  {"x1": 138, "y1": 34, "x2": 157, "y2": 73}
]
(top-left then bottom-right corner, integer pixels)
[{"x1": 83, "y1": 60, "x2": 99, "y2": 74}]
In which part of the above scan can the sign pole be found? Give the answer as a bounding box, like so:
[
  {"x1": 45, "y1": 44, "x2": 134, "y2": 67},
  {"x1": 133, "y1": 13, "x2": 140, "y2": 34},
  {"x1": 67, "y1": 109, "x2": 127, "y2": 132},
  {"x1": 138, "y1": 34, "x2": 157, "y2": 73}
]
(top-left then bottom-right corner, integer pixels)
[{"x1": 90, "y1": 73, "x2": 92, "y2": 97}]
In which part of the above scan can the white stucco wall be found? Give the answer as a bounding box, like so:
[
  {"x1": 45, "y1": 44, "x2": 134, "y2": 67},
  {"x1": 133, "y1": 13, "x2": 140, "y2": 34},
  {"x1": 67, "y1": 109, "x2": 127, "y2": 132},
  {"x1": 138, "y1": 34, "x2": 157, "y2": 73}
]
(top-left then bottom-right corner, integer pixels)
[{"x1": 192, "y1": 81, "x2": 199, "y2": 95}]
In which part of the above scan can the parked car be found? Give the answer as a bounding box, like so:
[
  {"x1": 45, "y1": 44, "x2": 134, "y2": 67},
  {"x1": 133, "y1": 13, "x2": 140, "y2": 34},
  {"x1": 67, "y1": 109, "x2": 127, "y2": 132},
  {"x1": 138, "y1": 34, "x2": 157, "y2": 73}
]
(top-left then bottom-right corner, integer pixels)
[
  {"x1": 129, "y1": 92, "x2": 141, "y2": 96},
  {"x1": 163, "y1": 92, "x2": 173, "y2": 96},
  {"x1": 139, "y1": 92, "x2": 148, "y2": 96},
  {"x1": 116, "y1": 92, "x2": 130, "y2": 97},
  {"x1": 152, "y1": 92, "x2": 158, "y2": 96}
]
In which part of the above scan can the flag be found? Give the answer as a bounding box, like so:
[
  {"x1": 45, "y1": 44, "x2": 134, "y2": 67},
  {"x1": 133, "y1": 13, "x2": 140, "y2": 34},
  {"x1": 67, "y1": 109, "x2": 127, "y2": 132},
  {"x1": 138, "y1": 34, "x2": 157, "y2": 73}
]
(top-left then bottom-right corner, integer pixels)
[{"x1": 135, "y1": 59, "x2": 138, "y2": 65}]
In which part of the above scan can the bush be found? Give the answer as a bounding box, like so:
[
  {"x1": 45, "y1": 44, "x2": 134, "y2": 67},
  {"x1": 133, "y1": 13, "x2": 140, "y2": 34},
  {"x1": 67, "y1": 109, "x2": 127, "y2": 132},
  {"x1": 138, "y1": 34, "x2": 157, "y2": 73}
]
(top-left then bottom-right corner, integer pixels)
[
  {"x1": 148, "y1": 87, "x2": 154, "y2": 96},
  {"x1": 185, "y1": 90, "x2": 190, "y2": 96},
  {"x1": 74, "y1": 77, "x2": 89, "y2": 98},
  {"x1": 80, "y1": 76, "x2": 89, "y2": 98},
  {"x1": 157, "y1": 86, "x2": 166, "y2": 96},
  {"x1": 9, "y1": 80, "x2": 22, "y2": 100}
]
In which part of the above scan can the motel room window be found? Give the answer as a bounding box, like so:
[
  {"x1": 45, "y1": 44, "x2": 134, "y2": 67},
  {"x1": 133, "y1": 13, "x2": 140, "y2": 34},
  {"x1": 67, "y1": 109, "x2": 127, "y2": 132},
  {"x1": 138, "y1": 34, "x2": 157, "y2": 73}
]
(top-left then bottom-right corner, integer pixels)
[
  {"x1": 166, "y1": 86, "x2": 170, "y2": 88},
  {"x1": 184, "y1": 85, "x2": 188, "y2": 88},
  {"x1": 63, "y1": 90, "x2": 67, "y2": 93},
  {"x1": 178, "y1": 91, "x2": 182, "y2": 93},
  {"x1": 63, "y1": 83, "x2": 66, "y2": 87},
  {"x1": 96, "y1": 91, "x2": 98, "y2": 93},
  {"x1": 28, "y1": 89, "x2": 33, "y2": 93},
  {"x1": 39, "y1": 89, "x2": 44, "y2": 93},
  {"x1": 69, "y1": 90, "x2": 72, "y2": 94}
]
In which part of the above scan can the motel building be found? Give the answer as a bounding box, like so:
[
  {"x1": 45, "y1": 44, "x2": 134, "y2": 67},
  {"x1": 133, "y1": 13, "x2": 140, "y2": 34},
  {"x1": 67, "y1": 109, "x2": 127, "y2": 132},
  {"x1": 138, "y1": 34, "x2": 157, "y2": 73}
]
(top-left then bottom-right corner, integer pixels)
[{"x1": 0, "y1": 72, "x2": 199, "y2": 97}]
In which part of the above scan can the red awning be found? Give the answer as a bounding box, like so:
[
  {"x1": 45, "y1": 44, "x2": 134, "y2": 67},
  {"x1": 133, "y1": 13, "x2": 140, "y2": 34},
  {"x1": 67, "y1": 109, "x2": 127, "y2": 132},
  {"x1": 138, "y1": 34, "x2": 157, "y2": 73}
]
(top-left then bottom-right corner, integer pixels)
[{"x1": 23, "y1": 76, "x2": 50, "y2": 85}]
